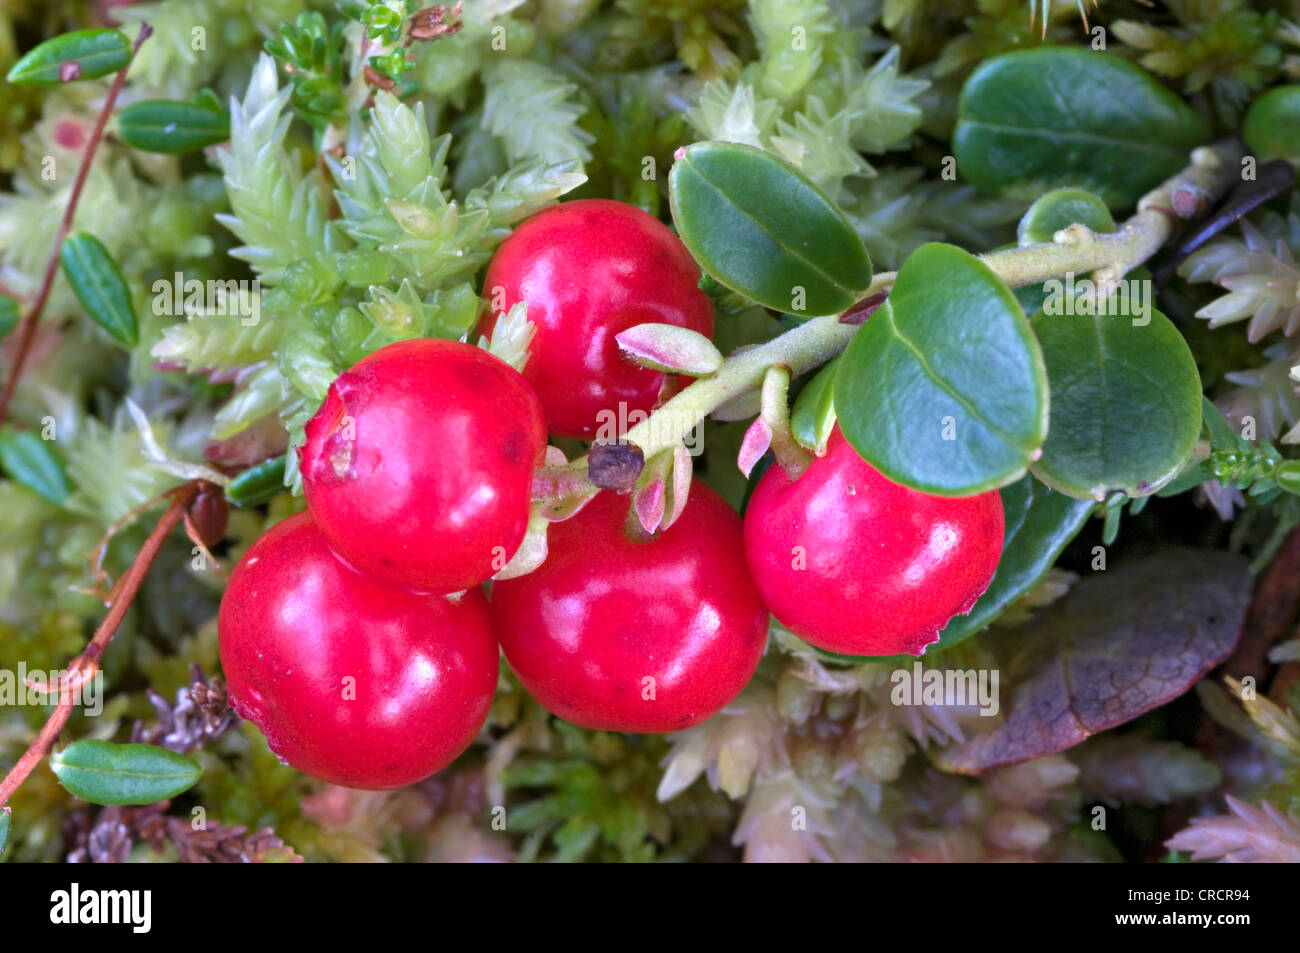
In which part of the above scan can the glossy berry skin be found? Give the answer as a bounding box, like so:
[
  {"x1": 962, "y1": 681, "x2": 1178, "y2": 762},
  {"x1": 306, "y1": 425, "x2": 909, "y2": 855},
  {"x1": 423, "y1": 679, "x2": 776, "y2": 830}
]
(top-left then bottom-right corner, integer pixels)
[
  {"x1": 218, "y1": 512, "x2": 499, "y2": 790},
  {"x1": 300, "y1": 338, "x2": 547, "y2": 594},
  {"x1": 491, "y1": 482, "x2": 768, "y2": 732},
  {"x1": 744, "y1": 430, "x2": 1005, "y2": 657},
  {"x1": 480, "y1": 199, "x2": 715, "y2": 440}
]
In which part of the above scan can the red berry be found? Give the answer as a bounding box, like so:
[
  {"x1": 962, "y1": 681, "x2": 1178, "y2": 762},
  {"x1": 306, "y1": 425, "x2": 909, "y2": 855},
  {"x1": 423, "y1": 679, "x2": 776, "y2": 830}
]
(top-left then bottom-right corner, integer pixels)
[
  {"x1": 490, "y1": 482, "x2": 768, "y2": 732},
  {"x1": 218, "y1": 512, "x2": 499, "y2": 790},
  {"x1": 743, "y1": 429, "x2": 1004, "y2": 657},
  {"x1": 481, "y1": 199, "x2": 715, "y2": 440},
  {"x1": 299, "y1": 338, "x2": 547, "y2": 593}
]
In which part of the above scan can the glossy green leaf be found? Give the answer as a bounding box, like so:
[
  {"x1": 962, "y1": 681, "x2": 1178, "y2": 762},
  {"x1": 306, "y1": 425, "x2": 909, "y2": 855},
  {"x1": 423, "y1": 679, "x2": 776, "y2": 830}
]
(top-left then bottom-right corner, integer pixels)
[
  {"x1": 0, "y1": 294, "x2": 18, "y2": 339},
  {"x1": 1013, "y1": 283, "x2": 1051, "y2": 315},
  {"x1": 51, "y1": 740, "x2": 201, "y2": 806},
  {"x1": 1154, "y1": 399, "x2": 1236, "y2": 498},
  {"x1": 1244, "y1": 86, "x2": 1300, "y2": 161},
  {"x1": 1157, "y1": 460, "x2": 1213, "y2": 498},
  {"x1": 790, "y1": 357, "x2": 839, "y2": 453},
  {"x1": 931, "y1": 474, "x2": 1094, "y2": 652},
  {"x1": 834, "y1": 243, "x2": 1048, "y2": 496},
  {"x1": 1017, "y1": 188, "x2": 1115, "y2": 246},
  {"x1": 59, "y1": 233, "x2": 138, "y2": 347},
  {"x1": 669, "y1": 141, "x2": 872, "y2": 316},
  {"x1": 226, "y1": 455, "x2": 287, "y2": 507},
  {"x1": 1030, "y1": 303, "x2": 1202, "y2": 499},
  {"x1": 6, "y1": 29, "x2": 131, "y2": 85},
  {"x1": 117, "y1": 97, "x2": 229, "y2": 153},
  {"x1": 954, "y1": 47, "x2": 1209, "y2": 207},
  {"x1": 0, "y1": 428, "x2": 71, "y2": 506},
  {"x1": 1201, "y1": 395, "x2": 1238, "y2": 446}
]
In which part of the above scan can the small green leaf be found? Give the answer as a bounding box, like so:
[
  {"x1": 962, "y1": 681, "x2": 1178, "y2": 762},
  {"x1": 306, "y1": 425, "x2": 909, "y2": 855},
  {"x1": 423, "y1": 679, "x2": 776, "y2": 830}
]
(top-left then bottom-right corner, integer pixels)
[
  {"x1": 6, "y1": 29, "x2": 131, "y2": 85},
  {"x1": 0, "y1": 809, "x2": 9, "y2": 857},
  {"x1": 669, "y1": 141, "x2": 872, "y2": 316},
  {"x1": 1154, "y1": 399, "x2": 1238, "y2": 498},
  {"x1": 790, "y1": 357, "x2": 839, "y2": 453},
  {"x1": 931, "y1": 474, "x2": 1094, "y2": 652},
  {"x1": 50, "y1": 740, "x2": 201, "y2": 806},
  {"x1": 0, "y1": 294, "x2": 18, "y2": 339},
  {"x1": 226, "y1": 455, "x2": 287, "y2": 507},
  {"x1": 228, "y1": 452, "x2": 289, "y2": 504},
  {"x1": 1017, "y1": 188, "x2": 1115, "y2": 246},
  {"x1": 0, "y1": 428, "x2": 71, "y2": 506},
  {"x1": 1243, "y1": 86, "x2": 1300, "y2": 162},
  {"x1": 834, "y1": 243, "x2": 1048, "y2": 496},
  {"x1": 954, "y1": 47, "x2": 1209, "y2": 207},
  {"x1": 117, "y1": 98, "x2": 229, "y2": 153},
  {"x1": 59, "y1": 233, "x2": 138, "y2": 347},
  {"x1": 1030, "y1": 302, "x2": 1202, "y2": 499},
  {"x1": 1201, "y1": 394, "x2": 1238, "y2": 446},
  {"x1": 1157, "y1": 459, "x2": 1213, "y2": 498}
]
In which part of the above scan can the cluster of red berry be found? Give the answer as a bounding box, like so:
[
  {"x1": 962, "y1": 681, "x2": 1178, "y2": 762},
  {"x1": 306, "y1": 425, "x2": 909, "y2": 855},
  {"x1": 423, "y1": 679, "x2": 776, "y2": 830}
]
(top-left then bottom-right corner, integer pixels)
[{"x1": 218, "y1": 200, "x2": 1005, "y2": 790}]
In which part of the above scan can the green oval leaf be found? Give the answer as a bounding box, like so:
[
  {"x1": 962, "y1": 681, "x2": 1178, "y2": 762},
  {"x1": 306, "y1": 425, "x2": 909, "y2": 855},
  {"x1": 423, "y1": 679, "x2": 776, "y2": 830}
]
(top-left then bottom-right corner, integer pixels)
[
  {"x1": 932, "y1": 474, "x2": 1094, "y2": 652},
  {"x1": 1243, "y1": 85, "x2": 1300, "y2": 162},
  {"x1": 1030, "y1": 301, "x2": 1202, "y2": 499},
  {"x1": 668, "y1": 141, "x2": 872, "y2": 316},
  {"x1": 834, "y1": 243, "x2": 1048, "y2": 496},
  {"x1": 954, "y1": 47, "x2": 1209, "y2": 207},
  {"x1": 0, "y1": 427, "x2": 71, "y2": 506},
  {"x1": 0, "y1": 294, "x2": 18, "y2": 339},
  {"x1": 1017, "y1": 188, "x2": 1115, "y2": 246},
  {"x1": 51, "y1": 740, "x2": 201, "y2": 806},
  {"x1": 6, "y1": 29, "x2": 131, "y2": 85},
  {"x1": 117, "y1": 98, "x2": 230, "y2": 154},
  {"x1": 59, "y1": 233, "x2": 138, "y2": 347},
  {"x1": 226, "y1": 454, "x2": 287, "y2": 507},
  {"x1": 790, "y1": 357, "x2": 839, "y2": 453},
  {"x1": 0, "y1": 809, "x2": 9, "y2": 857}
]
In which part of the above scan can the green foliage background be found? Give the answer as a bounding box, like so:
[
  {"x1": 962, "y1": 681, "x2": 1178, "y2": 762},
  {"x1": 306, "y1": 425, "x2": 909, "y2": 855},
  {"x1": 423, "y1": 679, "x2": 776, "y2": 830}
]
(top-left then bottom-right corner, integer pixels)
[{"x1": 2, "y1": 0, "x2": 1300, "y2": 863}]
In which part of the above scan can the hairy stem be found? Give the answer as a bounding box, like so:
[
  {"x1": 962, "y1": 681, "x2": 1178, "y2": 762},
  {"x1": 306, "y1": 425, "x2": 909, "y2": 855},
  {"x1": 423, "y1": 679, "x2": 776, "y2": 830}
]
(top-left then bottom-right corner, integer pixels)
[
  {"x1": 863, "y1": 142, "x2": 1240, "y2": 298},
  {"x1": 579, "y1": 141, "x2": 1242, "y2": 473}
]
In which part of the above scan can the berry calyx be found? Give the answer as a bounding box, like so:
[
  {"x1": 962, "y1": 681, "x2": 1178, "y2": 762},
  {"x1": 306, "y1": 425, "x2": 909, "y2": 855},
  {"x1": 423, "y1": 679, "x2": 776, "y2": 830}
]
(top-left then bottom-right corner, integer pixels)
[
  {"x1": 481, "y1": 199, "x2": 715, "y2": 440},
  {"x1": 299, "y1": 338, "x2": 547, "y2": 593},
  {"x1": 743, "y1": 429, "x2": 1005, "y2": 657},
  {"x1": 490, "y1": 481, "x2": 768, "y2": 732},
  {"x1": 218, "y1": 512, "x2": 499, "y2": 790}
]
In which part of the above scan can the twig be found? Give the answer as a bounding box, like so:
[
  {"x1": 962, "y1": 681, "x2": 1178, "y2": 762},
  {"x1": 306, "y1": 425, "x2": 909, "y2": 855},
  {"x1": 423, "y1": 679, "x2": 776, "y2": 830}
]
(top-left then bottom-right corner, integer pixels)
[
  {"x1": 0, "y1": 24, "x2": 152, "y2": 426},
  {"x1": 0, "y1": 479, "x2": 199, "y2": 810}
]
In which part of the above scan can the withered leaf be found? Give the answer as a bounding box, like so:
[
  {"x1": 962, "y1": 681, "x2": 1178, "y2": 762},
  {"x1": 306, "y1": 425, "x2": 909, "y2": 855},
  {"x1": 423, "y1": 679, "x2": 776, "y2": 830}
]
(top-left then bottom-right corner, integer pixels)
[{"x1": 936, "y1": 549, "x2": 1251, "y2": 774}]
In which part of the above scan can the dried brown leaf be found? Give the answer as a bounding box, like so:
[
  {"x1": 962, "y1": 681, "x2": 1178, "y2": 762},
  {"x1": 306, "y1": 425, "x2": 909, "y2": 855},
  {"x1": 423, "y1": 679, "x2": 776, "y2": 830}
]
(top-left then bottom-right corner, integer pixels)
[{"x1": 937, "y1": 549, "x2": 1251, "y2": 774}]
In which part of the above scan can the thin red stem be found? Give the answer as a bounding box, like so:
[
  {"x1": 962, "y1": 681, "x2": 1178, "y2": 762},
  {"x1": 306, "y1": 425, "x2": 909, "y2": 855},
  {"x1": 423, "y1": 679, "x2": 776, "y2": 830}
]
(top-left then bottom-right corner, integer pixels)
[
  {"x1": 0, "y1": 23, "x2": 152, "y2": 426},
  {"x1": 0, "y1": 479, "x2": 196, "y2": 810}
]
